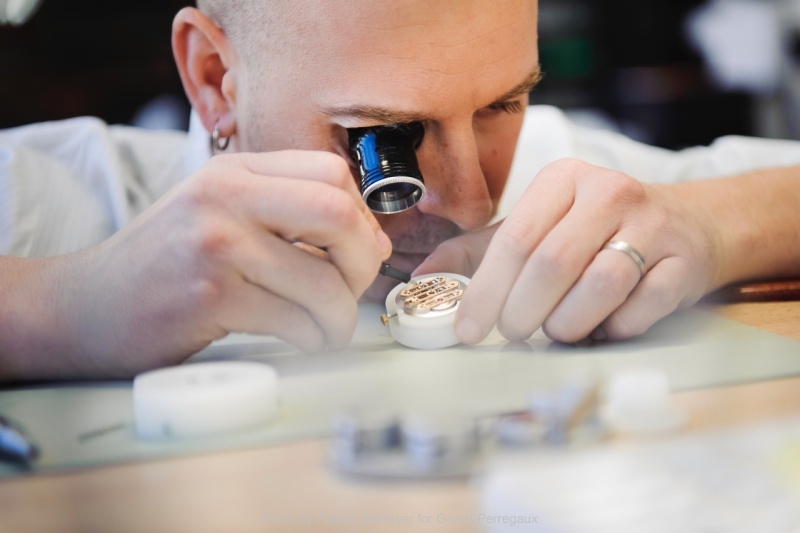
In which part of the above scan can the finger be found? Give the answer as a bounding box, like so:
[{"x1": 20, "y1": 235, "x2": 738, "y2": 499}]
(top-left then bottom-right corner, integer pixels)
[
  {"x1": 218, "y1": 279, "x2": 327, "y2": 353},
  {"x1": 355, "y1": 195, "x2": 392, "y2": 262},
  {"x1": 454, "y1": 164, "x2": 582, "y2": 344},
  {"x1": 235, "y1": 151, "x2": 391, "y2": 256},
  {"x1": 542, "y1": 243, "x2": 644, "y2": 343},
  {"x1": 235, "y1": 150, "x2": 364, "y2": 203},
  {"x1": 491, "y1": 179, "x2": 637, "y2": 341},
  {"x1": 236, "y1": 177, "x2": 386, "y2": 298},
  {"x1": 234, "y1": 232, "x2": 359, "y2": 349},
  {"x1": 597, "y1": 256, "x2": 696, "y2": 340}
]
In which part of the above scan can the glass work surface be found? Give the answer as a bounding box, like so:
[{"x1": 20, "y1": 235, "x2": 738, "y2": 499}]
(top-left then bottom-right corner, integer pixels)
[{"x1": 1, "y1": 305, "x2": 799, "y2": 477}]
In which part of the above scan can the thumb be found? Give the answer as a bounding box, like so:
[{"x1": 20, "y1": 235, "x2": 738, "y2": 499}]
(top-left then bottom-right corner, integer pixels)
[{"x1": 412, "y1": 223, "x2": 500, "y2": 278}]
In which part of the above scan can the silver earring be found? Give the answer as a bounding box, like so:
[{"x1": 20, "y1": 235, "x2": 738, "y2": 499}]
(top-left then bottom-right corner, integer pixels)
[{"x1": 211, "y1": 122, "x2": 230, "y2": 153}]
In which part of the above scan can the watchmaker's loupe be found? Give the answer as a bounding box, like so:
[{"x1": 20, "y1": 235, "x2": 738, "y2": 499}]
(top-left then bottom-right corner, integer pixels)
[{"x1": 348, "y1": 122, "x2": 425, "y2": 214}]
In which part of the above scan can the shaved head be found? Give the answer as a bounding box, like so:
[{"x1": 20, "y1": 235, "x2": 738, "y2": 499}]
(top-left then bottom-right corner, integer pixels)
[{"x1": 196, "y1": 0, "x2": 293, "y2": 64}]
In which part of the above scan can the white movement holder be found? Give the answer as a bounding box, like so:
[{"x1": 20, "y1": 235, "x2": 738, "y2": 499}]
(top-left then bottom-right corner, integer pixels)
[
  {"x1": 384, "y1": 272, "x2": 470, "y2": 350},
  {"x1": 133, "y1": 361, "x2": 278, "y2": 439}
]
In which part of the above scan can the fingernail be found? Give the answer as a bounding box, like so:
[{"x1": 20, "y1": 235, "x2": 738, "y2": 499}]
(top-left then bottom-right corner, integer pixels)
[
  {"x1": 590, "y1": 326, "x2": 607, "y2": 341},
  {"x1": 456, "y1": 316, "x2": 483, "y2": 345}
]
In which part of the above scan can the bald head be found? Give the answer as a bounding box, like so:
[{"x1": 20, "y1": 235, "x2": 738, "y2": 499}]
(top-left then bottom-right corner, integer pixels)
[{"x1": 195, "y1": 0, "x2": 294, "y2": 64}]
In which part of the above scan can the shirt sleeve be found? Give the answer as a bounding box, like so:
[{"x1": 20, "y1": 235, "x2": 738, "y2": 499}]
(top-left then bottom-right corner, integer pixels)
[
  {"x1": 0, "y1": 117, "x2": 188, "y2": 257},
  {"x1": 496, "y1": 105, "x2": 800, "y2": 221}
]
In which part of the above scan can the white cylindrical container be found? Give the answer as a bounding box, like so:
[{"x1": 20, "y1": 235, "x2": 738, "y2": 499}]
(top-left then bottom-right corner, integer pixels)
[
  {"x1": 384, "y1": 272, "x2": 470, "y2": 350},
  {"x1": 133, "y1": 361, "x2": 278, "y2": 439}
]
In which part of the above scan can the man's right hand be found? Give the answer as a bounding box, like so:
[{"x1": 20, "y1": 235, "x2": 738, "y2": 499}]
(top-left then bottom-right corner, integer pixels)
[{"x1": 1, "y1": 151, "x2": 391, "y2": 379}]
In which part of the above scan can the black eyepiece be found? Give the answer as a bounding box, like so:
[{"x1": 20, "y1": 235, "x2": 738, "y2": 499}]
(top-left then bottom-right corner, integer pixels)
[{"x1": 348, "y1": 122, "x2": 425, "y2": 214}]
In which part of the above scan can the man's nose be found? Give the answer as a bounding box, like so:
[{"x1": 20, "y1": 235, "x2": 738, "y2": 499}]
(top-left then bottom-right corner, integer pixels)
[{"x1": 414, "y1": 123, "x2": 494, "y2": 231}]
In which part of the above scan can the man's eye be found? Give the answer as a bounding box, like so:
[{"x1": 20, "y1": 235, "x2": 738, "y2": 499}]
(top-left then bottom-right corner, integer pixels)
[{"x1": 487, "y1": 100, "x2": 525, "y2": 114}]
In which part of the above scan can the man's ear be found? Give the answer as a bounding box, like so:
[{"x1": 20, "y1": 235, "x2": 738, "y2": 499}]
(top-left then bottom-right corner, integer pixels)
[{"x1": 172, "y1": 7, "x2": 237, "y2": 137}]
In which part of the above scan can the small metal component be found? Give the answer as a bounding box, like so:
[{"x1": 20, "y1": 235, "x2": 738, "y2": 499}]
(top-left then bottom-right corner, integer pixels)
[
  {"x1": 401, "y1": 413, "x2": 479, "y2": 471},
  {"x1": 327, "y1": 408, "x2": 483, "y2": 479},
  {"x1": 77, "y1": 423, "x2": 127, "y2": 443},
  {"x1": 396, "y1": 276, "x2": 466, "y2": 316},
  {"x1": 330, "y1": 409, "x2": 400, "y2": 464},
  {"x1": 379, "y1": 262, "x2": 412, "y2": 283},
  {"x1": 379, "y1": 313, "x2": 395, "y2": 326},
  {"x1": 495, "y1": 413, "x2": 548, "y2": 447}
]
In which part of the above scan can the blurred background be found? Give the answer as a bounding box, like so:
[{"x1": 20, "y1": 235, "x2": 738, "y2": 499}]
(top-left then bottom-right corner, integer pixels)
[
  {"x1": 536, "y1": 0, "x2": 800, "y2": 147},
  {"x1": 2, "y1": 0, "x2": 800, "y2": 149}
]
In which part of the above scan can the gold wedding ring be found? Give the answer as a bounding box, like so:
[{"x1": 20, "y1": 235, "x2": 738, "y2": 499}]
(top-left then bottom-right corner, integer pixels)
[{"x1": 602, "y1": 240, "x2": 646, "y2": 279}]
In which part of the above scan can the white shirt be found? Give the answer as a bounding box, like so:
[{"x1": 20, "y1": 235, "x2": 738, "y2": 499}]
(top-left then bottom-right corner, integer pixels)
[{"x1": 2, "y1": 106, "x2": 800, "y2": 257}]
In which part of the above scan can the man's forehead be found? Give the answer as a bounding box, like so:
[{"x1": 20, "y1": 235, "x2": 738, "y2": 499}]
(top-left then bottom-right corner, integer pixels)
[
  {"x1": 261, "y1": 0, "x2": 536, "y2": 54},
  {"x1": 320, "y1": 65, "x2": 542, "y2": 125},
  {"x1": 271, "y1": 2, "x2": 537, "y2": 114},
  {"x1": 280, "y1": 0, "x2": 523, "y2": 27},
  {"x1": 232, "y1": 0, "x2": 538, "y2": 128}
]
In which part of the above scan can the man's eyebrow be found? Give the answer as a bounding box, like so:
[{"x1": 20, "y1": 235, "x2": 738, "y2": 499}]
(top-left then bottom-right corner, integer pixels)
[
  {"x1": 320, "y1": 64, "x2": 542, "y2": 124},
  {"x1": 490, "y1": 65, "x2": 543, "y2": 104},
  {"x1": 320, "y1": 104, "x2": 432, "y2": 125}
]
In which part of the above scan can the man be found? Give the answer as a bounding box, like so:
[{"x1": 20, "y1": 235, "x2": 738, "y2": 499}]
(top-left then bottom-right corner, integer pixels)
[{"x1": 1, "y1": 0, "x2": 799, "y2": 380}]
